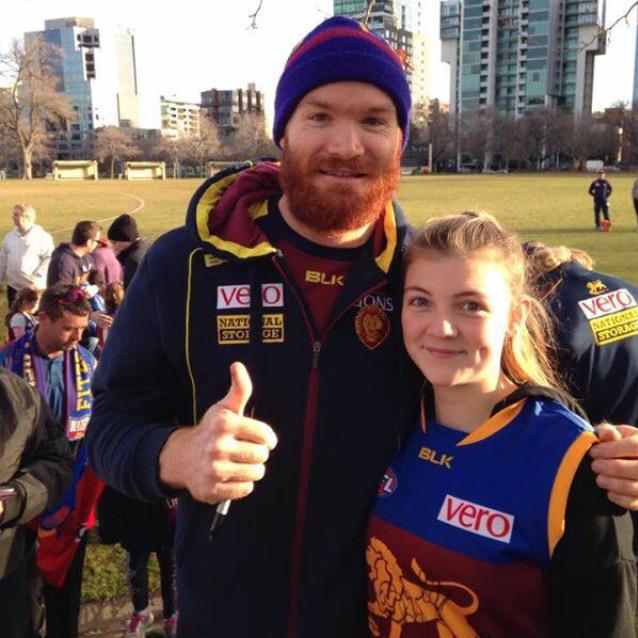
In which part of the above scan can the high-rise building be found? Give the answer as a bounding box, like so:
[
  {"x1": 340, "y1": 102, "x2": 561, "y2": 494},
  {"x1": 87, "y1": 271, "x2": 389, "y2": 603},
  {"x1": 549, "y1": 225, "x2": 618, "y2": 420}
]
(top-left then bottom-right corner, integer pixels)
[
  {"x1": 200, "y1": 83, "x2": 264, "y2": 132},
  {"x1": 160, "y1": 95, "x2": 201, "y2": 138},
  {"x1": 333, "y1": 1, "x2": 432, "y2": 113},
  {"x1": 25, "y1": 17, "x2": 140, "y2": 158},
  {"x1": 115, "y1": 27, "x2": 140, "y2": 128},
  {"x1": 440, "y1": 0, "x2": 606, "y2": 121}
]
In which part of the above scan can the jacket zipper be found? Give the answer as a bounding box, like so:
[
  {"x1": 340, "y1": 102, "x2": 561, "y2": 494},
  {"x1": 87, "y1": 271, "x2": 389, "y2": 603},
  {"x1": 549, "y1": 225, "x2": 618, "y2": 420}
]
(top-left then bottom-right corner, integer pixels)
[{"x1": 273, "y1": 253, "x2": 388, "y2": 637}]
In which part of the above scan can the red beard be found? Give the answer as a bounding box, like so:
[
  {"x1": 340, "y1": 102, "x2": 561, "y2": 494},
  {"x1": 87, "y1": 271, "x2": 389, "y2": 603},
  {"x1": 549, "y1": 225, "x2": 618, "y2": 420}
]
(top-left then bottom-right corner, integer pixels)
[{"x1": 279, "y1": 147, "x2": 400, "y2": 234}]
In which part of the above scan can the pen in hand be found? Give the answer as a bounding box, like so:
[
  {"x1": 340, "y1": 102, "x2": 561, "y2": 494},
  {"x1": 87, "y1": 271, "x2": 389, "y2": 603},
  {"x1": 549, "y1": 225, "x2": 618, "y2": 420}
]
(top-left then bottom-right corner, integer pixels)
[{"x1": 208, "y1": 362, "x2": 255, "y2": 541}]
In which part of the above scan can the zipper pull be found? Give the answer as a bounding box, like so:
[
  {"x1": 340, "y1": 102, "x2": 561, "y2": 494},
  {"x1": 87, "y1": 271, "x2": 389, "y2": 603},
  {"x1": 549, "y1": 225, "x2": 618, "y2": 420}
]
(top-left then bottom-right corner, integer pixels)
[{"x1": 312, "y1": 341, "x2": 321, "y2": 369}]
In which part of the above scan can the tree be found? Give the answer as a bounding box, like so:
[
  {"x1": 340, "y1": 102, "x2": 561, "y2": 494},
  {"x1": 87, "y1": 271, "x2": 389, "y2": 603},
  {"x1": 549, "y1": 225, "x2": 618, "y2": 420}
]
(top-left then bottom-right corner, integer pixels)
[
  {"x1": 181, "y1": 118, "x2": 221, "y2": 176},
  {"x1": 95, "y1": 126, "x2": 140, "y2": 178},
  {"x1": 152, "y1": 135, "x2": 192, "y2": 178},
  {"x1": 0, "y1": 38, "x2": 72, "y2": 179},
  {"x1": 459, "y1": 107, "x2": 499, "y2": 171},
  {"x1": 225, "y1": 113, "x2": 278, "y2": 161},
  {"x1": 422, "y1": 100, "x2": 455, "y2": 171}
]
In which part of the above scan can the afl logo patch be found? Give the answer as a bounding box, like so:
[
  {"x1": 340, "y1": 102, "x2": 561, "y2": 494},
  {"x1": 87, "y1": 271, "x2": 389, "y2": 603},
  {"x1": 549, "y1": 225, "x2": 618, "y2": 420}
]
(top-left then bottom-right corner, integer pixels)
[
  {"x1": 355, "y1": 305, "x2": 389, "y2": 350},
  {"x1": 378, "y1": 468, "x2": 398, "y2": 497}
]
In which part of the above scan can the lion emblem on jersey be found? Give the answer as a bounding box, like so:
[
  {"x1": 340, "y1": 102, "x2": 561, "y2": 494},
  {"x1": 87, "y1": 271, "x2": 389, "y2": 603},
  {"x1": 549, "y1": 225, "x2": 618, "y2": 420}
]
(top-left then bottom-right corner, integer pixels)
[
  {"x1": 587, "y1": 280, "x2": 608, "y2": 296},
  {"x1": 367, "y1": 537, "x2": 480, "y2": 638},
  {"x1": 355, "y1": 305, "x2": 390, "y2": 350}
]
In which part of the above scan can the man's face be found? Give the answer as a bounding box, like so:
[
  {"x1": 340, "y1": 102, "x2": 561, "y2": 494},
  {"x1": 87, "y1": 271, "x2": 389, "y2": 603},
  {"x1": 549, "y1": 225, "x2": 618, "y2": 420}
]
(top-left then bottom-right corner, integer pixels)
[
  {"x1": 38, "y1": 310, "x2": 89, "y2": 353},
  {"x1": 12, "y1": 208, "x2": 33, "y2": 234},
  {"x1": 87, "y1": 231, "x2": 101, "y2": 253},
  {"x1": 279, "y1": 82, "x2": 402, "y2": 234}
]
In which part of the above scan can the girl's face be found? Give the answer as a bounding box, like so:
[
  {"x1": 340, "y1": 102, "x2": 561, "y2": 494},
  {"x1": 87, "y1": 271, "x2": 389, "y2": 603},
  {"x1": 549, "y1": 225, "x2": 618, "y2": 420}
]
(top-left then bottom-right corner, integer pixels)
[{"x1": 402, "y1": 251, "x2": 520, "y2": 391}]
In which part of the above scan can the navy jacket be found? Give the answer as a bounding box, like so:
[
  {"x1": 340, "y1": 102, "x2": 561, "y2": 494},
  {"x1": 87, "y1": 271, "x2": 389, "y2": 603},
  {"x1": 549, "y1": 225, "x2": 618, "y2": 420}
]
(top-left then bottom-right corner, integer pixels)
[
  {"x1": 87, "y1": 162, "x2": 418, "y2": 637},
  {"x1": 542, "y1": 262, "x2": 638, "y2": 426},
  {"x1": 588, "y1": 178, "x2": 612, "y2": 203}
]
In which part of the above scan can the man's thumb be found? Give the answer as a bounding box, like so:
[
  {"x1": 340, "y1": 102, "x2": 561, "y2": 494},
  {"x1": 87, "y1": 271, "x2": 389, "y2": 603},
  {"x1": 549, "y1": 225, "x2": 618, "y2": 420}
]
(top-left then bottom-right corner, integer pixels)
[{"x1": 220, "y1": 362, "x2": 253, "y2": 415}]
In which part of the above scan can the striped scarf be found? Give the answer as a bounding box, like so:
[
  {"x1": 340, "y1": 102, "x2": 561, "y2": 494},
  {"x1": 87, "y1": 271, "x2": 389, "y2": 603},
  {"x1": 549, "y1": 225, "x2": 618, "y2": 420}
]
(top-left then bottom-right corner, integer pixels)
[{"x1": 3, "y1": 330, "x2": 94, "y2": 440}]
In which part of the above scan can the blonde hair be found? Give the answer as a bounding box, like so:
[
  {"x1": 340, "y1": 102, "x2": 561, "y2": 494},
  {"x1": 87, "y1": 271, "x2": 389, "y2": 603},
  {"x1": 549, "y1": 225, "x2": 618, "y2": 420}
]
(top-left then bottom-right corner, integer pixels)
[
  {"x1": 405, "y1": 212, "x2": 569, "y2": 395},
  {"x1": 12, "y1": 204, "x2": 36, "y2": 221},
  {"x1": 523, "y1": 241, "x2": 594, "y2": 288}
]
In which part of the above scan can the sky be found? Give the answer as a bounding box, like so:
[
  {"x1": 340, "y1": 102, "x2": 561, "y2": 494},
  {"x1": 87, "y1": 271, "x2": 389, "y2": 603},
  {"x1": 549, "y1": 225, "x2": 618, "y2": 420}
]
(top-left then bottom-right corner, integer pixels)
[{"x1": 1, "y1": 0, "x2": 636, "y2": 129}]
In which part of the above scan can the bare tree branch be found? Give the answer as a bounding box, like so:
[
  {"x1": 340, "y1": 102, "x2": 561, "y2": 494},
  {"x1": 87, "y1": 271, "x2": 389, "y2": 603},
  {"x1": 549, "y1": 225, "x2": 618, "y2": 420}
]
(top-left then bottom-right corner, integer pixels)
[
  {"x1": 364, "y1": 0, "x2": 377, "y2": 27},
  {"x1": 0, "y1": 37, "x2": 72, "y2": 179},
  {"x1": 576, "y1": 0, "x2": 638, "y2": 52},
  {"x1": 248, "y1": 0, "x2": 265, "y2": 29}
]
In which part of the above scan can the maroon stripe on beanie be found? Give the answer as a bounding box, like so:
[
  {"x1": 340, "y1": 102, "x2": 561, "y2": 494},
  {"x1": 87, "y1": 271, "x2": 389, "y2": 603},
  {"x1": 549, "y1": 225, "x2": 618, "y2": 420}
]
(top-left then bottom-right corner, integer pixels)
[{"x1": 285, "y1": 26, "x2": 402, "y2": 69}]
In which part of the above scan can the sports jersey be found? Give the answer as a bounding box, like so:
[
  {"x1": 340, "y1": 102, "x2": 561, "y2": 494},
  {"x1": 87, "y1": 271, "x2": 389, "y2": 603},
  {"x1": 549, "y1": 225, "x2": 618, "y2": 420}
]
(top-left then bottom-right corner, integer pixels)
[
  {"x1": 541, "y1": 262, "x2": 638, "y2": 426},
  {"x1": 367, "y1": 396, "x2": 595, "y2": 638},
  {"x1": 260, "y1": 200, "x2": 363, "y2": 335}
]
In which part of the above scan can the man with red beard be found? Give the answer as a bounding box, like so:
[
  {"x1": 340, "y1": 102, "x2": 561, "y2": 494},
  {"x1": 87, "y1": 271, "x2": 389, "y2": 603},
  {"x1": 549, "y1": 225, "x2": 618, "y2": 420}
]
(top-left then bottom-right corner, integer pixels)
[{"x1": 87, "y1": 16, "x2": 638, "y2": 638}]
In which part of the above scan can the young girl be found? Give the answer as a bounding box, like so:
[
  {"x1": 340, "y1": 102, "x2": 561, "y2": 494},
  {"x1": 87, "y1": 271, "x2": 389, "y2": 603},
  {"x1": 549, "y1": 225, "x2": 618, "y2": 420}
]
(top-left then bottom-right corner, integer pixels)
[
  {"x1": 5, "y1": 285, "x2": 40, "y2": 341},
  {"x1": 99, "y1": 282, "x2": 124, "y2": 346},
  {"x1": 366, "y1": 213, "x2": 635, "y2": 638}
]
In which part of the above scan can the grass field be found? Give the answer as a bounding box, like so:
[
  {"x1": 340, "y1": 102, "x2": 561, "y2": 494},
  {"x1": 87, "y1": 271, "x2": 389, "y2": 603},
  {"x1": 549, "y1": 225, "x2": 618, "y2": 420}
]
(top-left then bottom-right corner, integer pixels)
[{"x1": 0, "y1": 172, "x2": 635, "y2": 282}]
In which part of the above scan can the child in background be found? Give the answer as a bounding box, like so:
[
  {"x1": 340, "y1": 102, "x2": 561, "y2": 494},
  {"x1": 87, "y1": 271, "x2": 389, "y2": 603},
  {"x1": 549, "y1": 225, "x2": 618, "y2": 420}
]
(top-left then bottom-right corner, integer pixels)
[
  {"x1": 104, "y1": 281, "x2": 124, "y2": 317},
  {"x1": 82, "y1": 270, "x2": 106, "y2": 313},
  {"x1": 5, "y1": 285, "x2": 40, "y2": 341},
  {"x1": 99, "y1": 282, "x2": 125, "y2": 346}
]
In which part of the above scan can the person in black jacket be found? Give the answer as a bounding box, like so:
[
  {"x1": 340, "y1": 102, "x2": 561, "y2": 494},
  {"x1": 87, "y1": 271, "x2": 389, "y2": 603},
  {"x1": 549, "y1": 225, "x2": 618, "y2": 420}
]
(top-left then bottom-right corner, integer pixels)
[
  {"x1": 588, "y1": 169, "x2": 613, "y2": 230},
  {"x1": 525, "y1": 242, "x2": 638, "y2": 427},
  {"x1": 107, "y1": 214, "x2": 149, "y2": 289},
  {"x1": 0, "y1": 368, "x2": 73, "y2": 638}
]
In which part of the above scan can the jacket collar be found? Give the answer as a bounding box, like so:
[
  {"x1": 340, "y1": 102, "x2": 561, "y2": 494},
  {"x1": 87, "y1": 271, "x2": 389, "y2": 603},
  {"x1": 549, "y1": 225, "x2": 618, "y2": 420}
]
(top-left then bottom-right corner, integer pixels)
[{"x1": 185, "y1": 161, "x2": 408, "y2": 275}]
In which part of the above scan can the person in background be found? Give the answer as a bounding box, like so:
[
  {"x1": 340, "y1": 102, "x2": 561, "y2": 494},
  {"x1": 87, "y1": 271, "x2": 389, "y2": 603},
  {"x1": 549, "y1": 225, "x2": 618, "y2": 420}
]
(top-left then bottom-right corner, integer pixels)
[
  {"x1": 47, "y1": 221, "x2": 100, "y2": 288},
  {"x1": 524, "y1": 242, "x2": 638, "y2": 427},
  {"x1": 99, "y1": 282, "x2": 125, "y2": 347},
  {"x1": 0, "y1": 204, "x2": 54, "y2": 305},
  {"x1": 104, "y1": 282, "x2": 124, "y2": 317},
  {"x1": 107, "y1": 215, "x2": 149, "y2": 289},
  {"x1": 98, "y1": 488, "x2": 178, "y2": 638},
  {"x1": 0, "y1": 367, "x2": 73, "y2": 638},
  {"x1": 587, "y1": 169, "x2": 612, "y2": 230},
  {"x1": 83, "y1": 270, "x2": 106, "y2": 313},
  {"x1": 5, "y1": 285, "x2": 40, "y2": 342},
  {"x1": 0, "y1": 285, "x2": 102, "y2": 638},
  {"x1": 367, "y1": 213, "x2": 635, "y2": 638},
  {"x1": 92, "y1": 235, "x2": 123, "y2": 286}
]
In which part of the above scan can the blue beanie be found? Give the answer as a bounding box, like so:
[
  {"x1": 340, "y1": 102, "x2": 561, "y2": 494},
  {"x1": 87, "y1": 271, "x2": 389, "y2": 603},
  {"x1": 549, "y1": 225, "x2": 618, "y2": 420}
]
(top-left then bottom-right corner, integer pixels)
[{"x1": 273, "y1": 16, "x2": 411, "y2": 149}]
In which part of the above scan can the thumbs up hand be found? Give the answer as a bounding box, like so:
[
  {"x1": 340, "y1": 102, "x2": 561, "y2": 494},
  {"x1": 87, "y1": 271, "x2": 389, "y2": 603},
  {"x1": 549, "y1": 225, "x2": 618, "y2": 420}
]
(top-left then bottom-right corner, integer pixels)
[{"x1": 159, "y1": 362, "x2": 277, "y2": 504}]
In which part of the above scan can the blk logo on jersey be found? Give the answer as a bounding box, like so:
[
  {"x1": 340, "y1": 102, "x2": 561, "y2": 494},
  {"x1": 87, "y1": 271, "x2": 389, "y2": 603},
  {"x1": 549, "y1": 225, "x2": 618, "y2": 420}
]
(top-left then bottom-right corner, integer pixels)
[
  {"x1": 305, "y1": 271, "x2": 345, "y2": 286},
  {"x1": 437, "y1": 495, "x2": 514, "y2": 543},
  {"x1": 217, "y1": 283, "x2": 284, "y2": 309},
  {"x1": 418, "y1": 446, "x2": 453, "y2": 469},
  {"x1": 377, "y1": 468, "x2": 398, "y2": 497}
]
